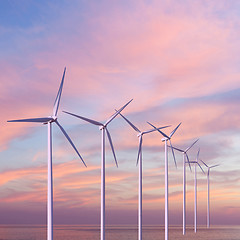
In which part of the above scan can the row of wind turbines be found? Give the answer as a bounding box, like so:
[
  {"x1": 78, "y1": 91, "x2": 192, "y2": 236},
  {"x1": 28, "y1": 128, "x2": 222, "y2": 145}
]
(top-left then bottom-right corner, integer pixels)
[{"x1": 7, "y1": 68, "x2": 219, "y2": 240}]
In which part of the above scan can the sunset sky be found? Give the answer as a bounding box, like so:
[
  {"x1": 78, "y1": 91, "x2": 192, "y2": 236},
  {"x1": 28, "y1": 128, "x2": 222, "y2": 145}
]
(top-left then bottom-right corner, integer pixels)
[{"x1": 0, "y1": 0, "x2": 240, "y2": 226}]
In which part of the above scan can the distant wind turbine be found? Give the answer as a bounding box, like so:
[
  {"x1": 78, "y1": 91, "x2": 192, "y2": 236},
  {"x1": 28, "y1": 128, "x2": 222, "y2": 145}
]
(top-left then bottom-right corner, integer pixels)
[
  {"x1": 147, "y1": 122, "x2": 181, "y2": 240},
  {"x1": 170, "y1": 138, "x2": 199, "y2": 235},
  {"x1": 117, "y1": 112, "x2": 169, "y2": 240},
  {"x1": 63, "y1": 99, "x2": 132, "y2": 240},
  {"x1": 189, "y1": 148, "x2": 205, "y2": 233},
  {"x1": 8, "y1": 68, "x2": 86, "y2": 240},
  {"x1": 200, "y1": 160, "x2": 219, "y2": 228}
]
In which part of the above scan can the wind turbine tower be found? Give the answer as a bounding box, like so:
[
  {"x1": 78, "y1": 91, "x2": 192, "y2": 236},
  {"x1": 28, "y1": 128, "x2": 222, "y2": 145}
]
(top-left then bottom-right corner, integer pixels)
[
  {"x1": 200, "y1": 160, "x2": 219, "y2": 228},
  {"x1": 63, "y1": 99, "x2": 132, "y2": 240},
  {"x1": 147, "y1": 122, "x2": 181, "y2": 240},
  {"x1": 171, "y1": 139, "x2": 199, "y2": 235},
  {"x1": 189, "y1": 149, "x2": 205, "y2": 233},
  {"x1": 8, "y1": 68, "x2": 86, "y2": 240}
]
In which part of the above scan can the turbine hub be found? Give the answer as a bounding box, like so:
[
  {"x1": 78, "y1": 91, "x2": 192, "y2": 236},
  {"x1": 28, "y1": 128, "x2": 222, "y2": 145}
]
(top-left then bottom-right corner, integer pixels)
[
  {"x1": 99, "y1": 125, "x2": 105, "y2": 130},
  {"x1": 161, "y1": 137, "x2": 168, "y2": 142},
  {"x1": 48, "y1": 116, "x2": 57, "y2": 123},
  {"x1": 43, "y1": 116, "x2": 57, "y2": 124}
]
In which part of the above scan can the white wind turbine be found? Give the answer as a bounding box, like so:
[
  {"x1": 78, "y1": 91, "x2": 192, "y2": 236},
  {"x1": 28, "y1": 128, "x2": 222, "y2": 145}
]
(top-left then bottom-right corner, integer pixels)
[
  {"x1": 200, "y1": 160, "x2": 219, "y2": 228},
  {"x1": 8, "y1": 67, "x2": 86, "y2": 240},
  {"x1": 116, "y1": 112, "x2": 169, "y2": 240},
  {"x1": 188, "y1": 149, "x2": 205, "y2": 233},
  {"x1": 169, "y1": 138, "x2": 199, "y2": 235},
  {"x1": 147, "y1": 122, "x2": 181, "y2": 240},
  {"x1": 63, "y1": 99, "x2": 133, "y2": 240}
]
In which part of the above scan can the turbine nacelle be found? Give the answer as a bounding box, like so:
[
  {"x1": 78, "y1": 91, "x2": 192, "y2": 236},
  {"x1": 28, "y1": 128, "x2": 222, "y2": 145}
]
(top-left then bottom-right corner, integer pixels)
[
  {"x1": 137, "y1": 132, "x2": 143, "y2": 138},
  {"x1": 43, "y1": 116, "x2": 58, "y2": 124},
  {"x1": 161, "y1": 137, "x2": 169, "y2": 142},
  {"x1": 52, "y1": 115, "x2": 57, "y2": 121},
  {"x1": 99, "y1": 125, "x2": 105, "y2": 130}
]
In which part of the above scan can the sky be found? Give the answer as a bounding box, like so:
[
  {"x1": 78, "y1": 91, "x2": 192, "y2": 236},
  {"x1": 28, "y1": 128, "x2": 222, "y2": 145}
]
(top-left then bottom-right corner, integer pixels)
[{"x1": 0, "y1": 0, "x2": 240, "y2": 226}]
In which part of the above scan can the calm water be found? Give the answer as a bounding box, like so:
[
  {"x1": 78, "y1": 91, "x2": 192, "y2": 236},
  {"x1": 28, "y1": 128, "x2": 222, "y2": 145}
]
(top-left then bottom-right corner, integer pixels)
[{"x1": 0, "y1": 225, "x2": 239, "y2": 240}]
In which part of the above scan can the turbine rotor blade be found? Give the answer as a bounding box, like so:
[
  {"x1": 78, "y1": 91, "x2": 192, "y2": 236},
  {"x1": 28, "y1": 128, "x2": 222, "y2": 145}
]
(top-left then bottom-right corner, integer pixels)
[
  {"x1": 169, "y1": 122, "x2": 181, "y2": 138},
  {"x1": 197, "y1": 162, "x2": 205, "y2": 174},
  {"x1": 105, "y1": 127, "x2": 118, "y2": 168},
  {"x1": 136, "y1": 135, "x2": 143, "y2": 166},
  {"x1": 143, "y1": 125, "x2": 170, "y2": 135},
  {"x1": 105, "y1": 99, "x2": 133, "y2": 126},
  {"x1": 197, "y1": 148, "x2": 200, "y2": 162},
  {"x1": 169, "y1": 139, "x2": 177, "y2": 168},
  {"x1": 171, "y1": 146, "x2": 184, "y2": 153},
  {"x1": 63, "y1": 111, "x2": 103, "y2": 126},
  {"x1": 7, "y1": 117, "x2": 53, "y2": 123},
  {"x1": 55, "y1": 120, "x2": 87, "y2": 167},
  {"x1": 116, "y1": 110, "x2": 141, "y2": 133},
  {"x1": 186, "y1": 153, "x2": 192, "y2": 172},
  {"x1": 200, "y1": 159, "x2": 208, "y2": 168},
  {"x1": 210, "y1": 164, "x2": 220, "y2": 168},
  {"x1": 53, "y1": 67, "x2": 66, "y2": 117},
  {"x1": 146, "y1": 122, "x2": 170, "y2": 139},
  {"x1": 185, "y1": 139, "x2": 199, "y2": 152}
]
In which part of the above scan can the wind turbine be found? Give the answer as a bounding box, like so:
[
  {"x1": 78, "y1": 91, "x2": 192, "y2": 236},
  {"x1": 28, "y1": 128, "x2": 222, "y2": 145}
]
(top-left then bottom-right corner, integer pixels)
[
  {"x1": 200, "y1": 160, "x2": 219, "y2": 228},
  {"x1": 63, "y1": 99, "x2": 132, "y2": 240},
  {"x1": 169, "y1": 138, "x2": 199, "y2": 235},
  {"x1": 116, "y1": 112, "x2": 169, "y2": 240},
  {"x1": 188, "y1": 149, "x2": 205, "y2": 233},
  {"x1": 8, "y1": 67, "x2": 86, "y2": 240},
  {"x1": 147, "y1": 122, "x2": 181, "y2": 240}
]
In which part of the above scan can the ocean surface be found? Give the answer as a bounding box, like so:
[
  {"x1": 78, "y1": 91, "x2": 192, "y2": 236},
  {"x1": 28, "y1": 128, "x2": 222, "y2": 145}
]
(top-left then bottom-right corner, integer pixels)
[{"x1": 0, "y1": 225, "x2": 239, "y2": 240}]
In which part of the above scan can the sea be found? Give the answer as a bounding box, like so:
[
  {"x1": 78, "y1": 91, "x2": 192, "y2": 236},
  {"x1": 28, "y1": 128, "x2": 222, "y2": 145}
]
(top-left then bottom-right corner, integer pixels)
[{"x1": 0, "y1": 225, "x2": 239, "y2": 240}]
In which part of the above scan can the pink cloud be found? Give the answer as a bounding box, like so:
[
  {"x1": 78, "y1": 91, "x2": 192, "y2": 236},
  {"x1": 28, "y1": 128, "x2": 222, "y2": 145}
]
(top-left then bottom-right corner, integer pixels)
[
  {"x1": 1, "y1": 0, "x2": 240, "y2": 225},
  {"x1": 2, "y1": 0, "x2": 240, "y2": 149}
]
